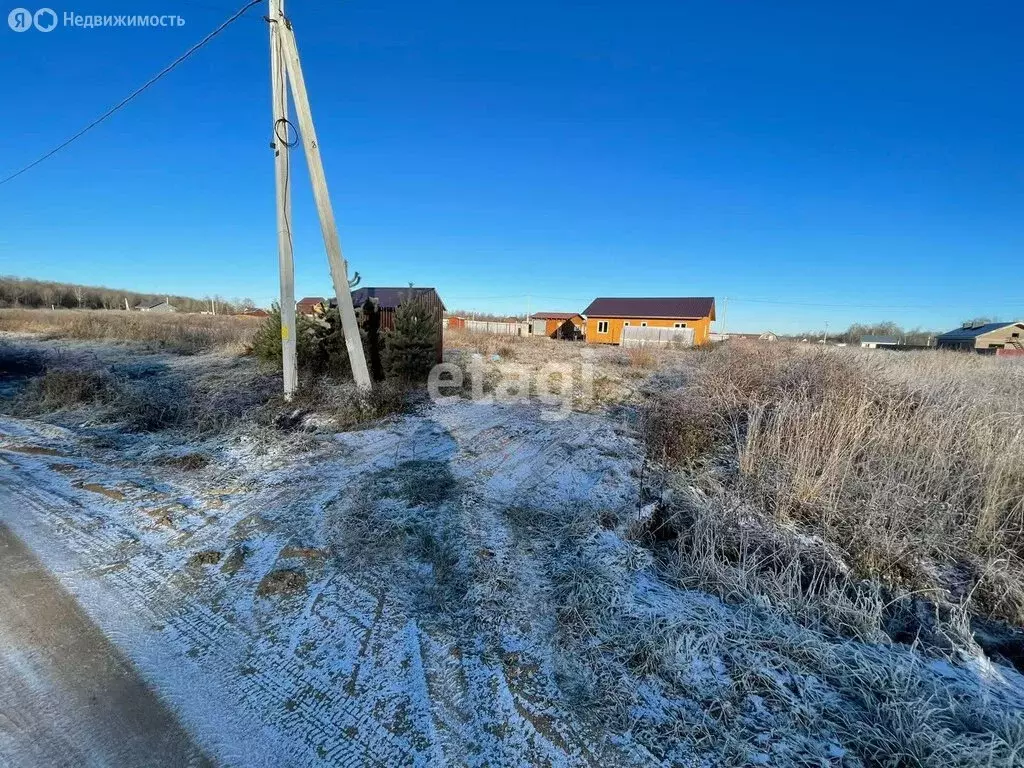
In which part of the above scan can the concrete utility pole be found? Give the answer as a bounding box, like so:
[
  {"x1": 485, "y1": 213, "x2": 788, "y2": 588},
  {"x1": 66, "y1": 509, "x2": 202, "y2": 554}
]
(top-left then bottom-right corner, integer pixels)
[
  {"x1": 269, "y1": 0, "x2": 298, "y2": 399},
  {"x1": 271, "y1": 5, "x2": 372, "y2": 391}
]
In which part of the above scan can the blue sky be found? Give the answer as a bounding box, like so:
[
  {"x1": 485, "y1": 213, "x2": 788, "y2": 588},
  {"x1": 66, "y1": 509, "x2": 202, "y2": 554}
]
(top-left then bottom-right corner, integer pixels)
[{"x1": 1, "y1": 1, "x2": 1020, "y2": 333}]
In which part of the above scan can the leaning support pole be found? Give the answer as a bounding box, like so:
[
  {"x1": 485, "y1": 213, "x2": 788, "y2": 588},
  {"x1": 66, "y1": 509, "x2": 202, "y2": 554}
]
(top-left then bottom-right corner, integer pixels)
[
  {"x1": 276, "y1": 17, "x2": 372, "y2": 391},
  {"x1": 269, "y1": 0, "x2": 297, "y2": 399}
]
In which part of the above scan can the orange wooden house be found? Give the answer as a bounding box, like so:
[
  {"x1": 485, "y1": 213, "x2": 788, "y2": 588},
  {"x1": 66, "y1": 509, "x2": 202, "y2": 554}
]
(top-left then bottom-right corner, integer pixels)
[
  {"x1": 581, "y1": 297, "x2": 716, "y2": 345},
  {"x1": 529, "y1": 312, "x2": 584, "y2": 339}
]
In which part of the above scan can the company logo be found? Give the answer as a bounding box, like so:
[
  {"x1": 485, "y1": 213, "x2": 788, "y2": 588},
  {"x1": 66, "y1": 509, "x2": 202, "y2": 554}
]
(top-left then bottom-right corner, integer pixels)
[
  {"x1": 8, "y1": 7, "x2": 55, "y2": 31},
  {"x1": 7, "y1": 8, "x2": 184, "y2": 31}
]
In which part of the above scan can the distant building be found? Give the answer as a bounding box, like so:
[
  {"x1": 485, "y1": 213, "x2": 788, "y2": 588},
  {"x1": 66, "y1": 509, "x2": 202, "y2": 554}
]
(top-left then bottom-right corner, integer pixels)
[
  {"x1": 134, "y1": 299, "x2": 176, "y2": 313},
  {"x1": 728, "y1": 331, "x2": 778, "y2": 342},
  {"x1": 342, "y1": 286, "x2": 446, "y2": 363},
  {"x1": 860, "y1": 335, "x2": 899, "y2": 349},
  {"x1": 241, "y1": 308, "x2": 270, "y2": 318},
  {"x1": 936, "y1": 321, "x2": 1024, "y2": 352},
  {"x1": 296, "y1": 296, "x2": 326, "y2": 316},
  {"x1": 581, "y1": 297, "x2": 716, "y2": 345},
  {"x1": 444, "y1": 315, "x2": 466, "y2": 330},
  {"x1": 529, "y1": 312, "x2": 584, "y2": 340}
]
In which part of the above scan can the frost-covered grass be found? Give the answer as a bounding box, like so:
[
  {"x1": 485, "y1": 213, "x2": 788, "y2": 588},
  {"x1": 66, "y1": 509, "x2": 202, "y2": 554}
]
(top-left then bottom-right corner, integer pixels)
[
  {"x1": 4, "y1": 333, "x2": 1024, "y2": 765},
  {"x1": 640, "y1": 343, "x2": 1024, "y2": 628},
  {"x1": 0, "y1": 337, "x2": 410, "y2": 436},
  {"x1": 550, "y1": 519, "x2": 1024, "y2": 767}
]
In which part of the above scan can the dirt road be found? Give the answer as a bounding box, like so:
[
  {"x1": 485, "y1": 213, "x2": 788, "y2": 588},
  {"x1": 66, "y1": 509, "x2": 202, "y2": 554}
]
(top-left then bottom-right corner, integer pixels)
[{"x1": 0, "y1": 522, "x2": 209, "y2": 768}]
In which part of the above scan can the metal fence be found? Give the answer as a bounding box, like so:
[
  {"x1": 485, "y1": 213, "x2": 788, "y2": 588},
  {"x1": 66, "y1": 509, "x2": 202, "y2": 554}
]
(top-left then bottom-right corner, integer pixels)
[
  {"x1": 621, "y1": 325, "x2": 695, "y2": 348},
  {"x1": 463, "y1": 319, "x2": 529, "y2": 336}
]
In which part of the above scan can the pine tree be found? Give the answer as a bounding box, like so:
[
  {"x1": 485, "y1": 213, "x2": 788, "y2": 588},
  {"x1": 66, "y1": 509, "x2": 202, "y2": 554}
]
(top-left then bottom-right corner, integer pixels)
[
  {"x1": 250, "y1": 304, "x2": 320, "y2": 370},
  {"x1": 384, "y1": 296, "x2": 439, "y2": 382}
]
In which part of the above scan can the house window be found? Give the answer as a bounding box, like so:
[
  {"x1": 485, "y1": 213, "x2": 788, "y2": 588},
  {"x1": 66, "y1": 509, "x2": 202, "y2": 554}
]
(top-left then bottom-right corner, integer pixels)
[
  {"x1": 640, "y1": 322, "x2": 648, "y2": 327},
  {"x1": 673, "y1": 322, "x2": 687, "y2": 328},
  {"x1": 597, "y1": 321, "x2": 609, "y2": 334},
  {"x1": 1014, "y1": 332, "x2": 1020, "y2": 338},
  {"x1": 623, "y1": 322, "x2": 630, "y2": 327}
]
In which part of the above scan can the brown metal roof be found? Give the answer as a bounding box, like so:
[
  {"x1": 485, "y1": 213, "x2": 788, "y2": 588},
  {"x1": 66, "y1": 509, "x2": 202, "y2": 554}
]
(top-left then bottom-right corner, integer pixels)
[
  {"x1": 582, "y1": 297, "x2": 715, "y2": 320},
  {"x1": 348, "y1": 287, "x2": 446, "y2": 312},
  {"x1": 530, "y1": 312, "x2": 580, "y2": 320}
]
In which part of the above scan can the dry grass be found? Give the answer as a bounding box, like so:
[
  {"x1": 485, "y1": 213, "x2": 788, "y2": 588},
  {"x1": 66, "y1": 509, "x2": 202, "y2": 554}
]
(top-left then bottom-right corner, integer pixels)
[
  {"x1": 0, "y1": 308, "x2": 260, "y2": 354},
  {"x1": 278, "y1": 377, "x2": 411, "y2": 432},
  {"x1": 443, "y1": 328, "x2": 700, "y2": 409},
  {"x1": 624, "y1": 345, "x2": 658, "y2": 369},
  {"x1": 642, "y1": 341, "x2": 1024, "y2": 626},
  {"x1": 21, "y1": 368, "x2": 119, "y2": 410}
]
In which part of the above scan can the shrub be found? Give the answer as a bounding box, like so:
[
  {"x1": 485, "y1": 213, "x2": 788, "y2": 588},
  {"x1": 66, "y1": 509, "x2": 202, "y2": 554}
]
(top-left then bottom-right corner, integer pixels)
[
  {"x1": 384, "y1": 296, "x2": 439, "y2": 383},
  {"x1": 642, "y1": 391, "x2": 724, "y2": 467},
  {"x1": 285, "y1": 377, "x2": 409, "y2": 432},
  {"x1": 624, "y1": 346, "x2": 657, "y2": 369},
  {"x1": 20, "y1": 368, "x2": 118, "y2": 411}
]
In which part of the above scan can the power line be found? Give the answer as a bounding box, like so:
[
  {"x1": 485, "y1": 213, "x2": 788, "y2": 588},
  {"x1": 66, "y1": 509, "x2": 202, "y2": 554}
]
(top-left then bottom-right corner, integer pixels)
[{"x1": 0, "y1": 0, "x2": 262, "y2": 188}]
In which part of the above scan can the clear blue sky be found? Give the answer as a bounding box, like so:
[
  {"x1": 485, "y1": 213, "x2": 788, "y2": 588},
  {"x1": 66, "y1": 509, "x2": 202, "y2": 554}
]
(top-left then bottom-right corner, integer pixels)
[{"x1": 1, "y1": 1, "x2": 1020, "y2": 333}]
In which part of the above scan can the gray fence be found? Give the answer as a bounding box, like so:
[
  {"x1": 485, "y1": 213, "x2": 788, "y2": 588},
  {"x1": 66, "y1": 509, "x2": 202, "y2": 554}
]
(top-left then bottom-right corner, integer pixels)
[
  {"x1": 621, "y1": 325, "x2": 695, "y2": 348},
  {"x1": 464, "y1": 319, "x2": 529, "y2": 336}
]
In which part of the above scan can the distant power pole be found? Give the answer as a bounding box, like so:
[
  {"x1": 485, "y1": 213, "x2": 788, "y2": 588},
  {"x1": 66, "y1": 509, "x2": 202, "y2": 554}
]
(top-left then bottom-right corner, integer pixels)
[
  {"x1": 269, "y1": 2, "x2": 371, "y2": 393},
  {"x1": 823, "y1": 321, "x2": 829, "y2": 344}
]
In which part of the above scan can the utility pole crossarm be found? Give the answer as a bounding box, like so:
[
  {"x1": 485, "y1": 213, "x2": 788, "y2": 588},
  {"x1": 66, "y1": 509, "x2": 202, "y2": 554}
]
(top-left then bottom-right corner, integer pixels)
[{"x1": 275, "y1": 15, "x2": 372, "y2": 391}]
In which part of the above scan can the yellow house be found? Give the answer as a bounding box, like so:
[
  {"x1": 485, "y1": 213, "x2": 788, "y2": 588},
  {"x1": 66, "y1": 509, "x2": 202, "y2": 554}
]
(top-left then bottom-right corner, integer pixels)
[{"x1": 581, "y1": 297, "x2": 716, "y2": 345}]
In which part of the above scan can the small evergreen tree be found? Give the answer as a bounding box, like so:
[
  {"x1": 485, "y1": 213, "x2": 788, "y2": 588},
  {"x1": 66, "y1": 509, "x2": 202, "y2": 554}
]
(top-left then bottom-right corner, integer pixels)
[
  {"x1": 384, "y1": 296, "x2": 439, "y2": 382},
  {"x1": 312, "y1": 307, "x2": 353, "y2": 377},
  {"x1": 250, "y1": 304, "x2": 320, "y2": 370}
]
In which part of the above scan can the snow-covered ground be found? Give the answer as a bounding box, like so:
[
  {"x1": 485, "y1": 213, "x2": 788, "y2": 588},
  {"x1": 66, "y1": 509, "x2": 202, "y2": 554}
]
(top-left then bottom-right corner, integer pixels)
[
  {"x1": 0, "y1": 386, "x2": 649, "y2": 765},
  {"x1": 2, "y1": 337, "x2": 1023, "y2": 766}
]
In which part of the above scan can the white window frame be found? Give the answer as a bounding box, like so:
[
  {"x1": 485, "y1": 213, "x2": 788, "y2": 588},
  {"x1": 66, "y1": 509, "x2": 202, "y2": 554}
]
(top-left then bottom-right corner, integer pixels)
[
  {"x1": 623, "y1": 321, "x2": 630, "y2": 327},
  {"x1": 640, "y1": 322, "x2": 648, "y2": 327},
  {"x1": 597, "y1": 320, "x2": 609, "y2": 334}
]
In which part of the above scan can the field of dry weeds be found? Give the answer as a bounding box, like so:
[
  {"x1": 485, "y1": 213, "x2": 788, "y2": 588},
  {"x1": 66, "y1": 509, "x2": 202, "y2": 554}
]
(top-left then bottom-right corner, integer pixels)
[
  {"x1": 0, "y1": 308, "x2": 261, "y2": 354},
  {"x1": 1, "y1": 320, "x2": 1024, "y2": 766}
]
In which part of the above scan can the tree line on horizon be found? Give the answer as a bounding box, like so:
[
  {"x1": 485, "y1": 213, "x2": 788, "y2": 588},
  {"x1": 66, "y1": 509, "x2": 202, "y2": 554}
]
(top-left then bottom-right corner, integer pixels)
[
  {"x1": 790, "y1": 318, "x2": 1006, "y2": 346},
  {"x1": 0, "y1": 275, "x2": 256, "y2": 315}
]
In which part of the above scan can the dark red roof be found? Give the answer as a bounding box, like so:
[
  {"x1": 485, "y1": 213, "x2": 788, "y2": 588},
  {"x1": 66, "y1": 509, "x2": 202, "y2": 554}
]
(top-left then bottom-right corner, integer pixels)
[
  {"x1": 530, "y1": 312, "x2": 580, "y2": 320},
  {"x1": 582, "y1": 297, "x2": 715, "y2": 320},
  {"x1": 296, "y1": 296, "x2": 325, "y2": 306}
]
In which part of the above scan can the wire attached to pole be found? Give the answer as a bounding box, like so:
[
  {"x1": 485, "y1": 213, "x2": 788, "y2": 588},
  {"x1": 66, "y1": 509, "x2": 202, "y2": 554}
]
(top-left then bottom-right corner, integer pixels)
[{"x1": 0, "y1": 0, "x2": 263, "y2": 188}]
